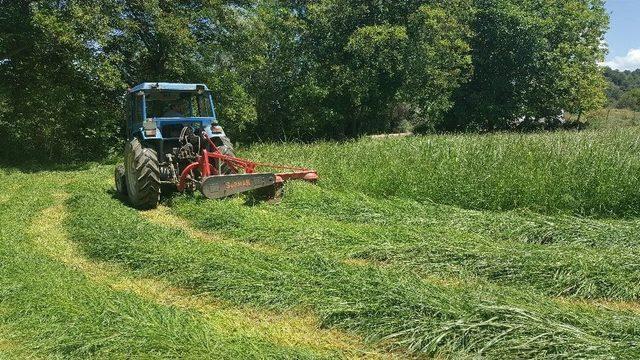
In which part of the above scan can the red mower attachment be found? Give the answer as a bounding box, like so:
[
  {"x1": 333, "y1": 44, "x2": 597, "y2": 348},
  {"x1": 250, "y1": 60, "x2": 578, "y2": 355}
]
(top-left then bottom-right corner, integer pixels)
[{"x1": 177, "y1": 134, "x2": 318, "y2": 200}]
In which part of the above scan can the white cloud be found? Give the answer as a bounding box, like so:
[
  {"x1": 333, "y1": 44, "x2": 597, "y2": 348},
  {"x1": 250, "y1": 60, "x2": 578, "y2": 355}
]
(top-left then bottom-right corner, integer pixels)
[{"x1": 602, "y1": 49, "x2": 640, "y2": 71}]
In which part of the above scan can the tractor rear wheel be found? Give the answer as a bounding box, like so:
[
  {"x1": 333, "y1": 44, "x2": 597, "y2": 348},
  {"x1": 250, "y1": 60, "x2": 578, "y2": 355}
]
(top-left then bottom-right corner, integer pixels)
[
  {"x1": 124, "y1": 138, "x2": 160, "y2": 209},
  {"x1": 114, "y1": 164, "x2": 127, "y2": 196}
]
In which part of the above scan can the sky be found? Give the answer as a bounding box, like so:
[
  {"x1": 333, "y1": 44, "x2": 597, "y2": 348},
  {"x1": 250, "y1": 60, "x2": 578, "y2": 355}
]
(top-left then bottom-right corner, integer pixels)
[{"x1": 603, "y1": 0, "x2": 640, "y2": 71}]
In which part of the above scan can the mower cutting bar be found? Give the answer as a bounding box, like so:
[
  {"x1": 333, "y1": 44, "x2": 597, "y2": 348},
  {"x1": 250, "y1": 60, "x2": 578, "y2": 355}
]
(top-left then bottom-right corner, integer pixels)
[{"x1": 201, "y1": 173, "x2": 277, "y2": 199}]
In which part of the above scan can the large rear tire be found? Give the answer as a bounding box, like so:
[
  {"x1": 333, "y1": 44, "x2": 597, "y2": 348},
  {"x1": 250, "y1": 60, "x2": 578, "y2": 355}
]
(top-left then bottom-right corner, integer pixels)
[{"x1": 124, "y1": 138, "x2": 160, "y2": 209}]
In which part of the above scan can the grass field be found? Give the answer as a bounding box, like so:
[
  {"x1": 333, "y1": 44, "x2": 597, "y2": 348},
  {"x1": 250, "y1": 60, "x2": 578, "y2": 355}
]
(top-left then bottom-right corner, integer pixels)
[{"x1": 2, "y1": 125, "x2": 640, "y2": 358}]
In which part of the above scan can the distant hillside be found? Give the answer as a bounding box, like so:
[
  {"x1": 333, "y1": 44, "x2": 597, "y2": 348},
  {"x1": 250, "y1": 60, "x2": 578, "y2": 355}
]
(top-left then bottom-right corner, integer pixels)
[{"x1": 603, "y1": 67, "x2": 640, "y2": 109}]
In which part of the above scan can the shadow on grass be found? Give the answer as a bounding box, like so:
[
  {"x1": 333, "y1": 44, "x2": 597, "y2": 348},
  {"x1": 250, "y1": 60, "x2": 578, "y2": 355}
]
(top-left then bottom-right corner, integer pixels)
[
  {"x1": 109, "y1": 186, "x2": 188, "y2": 211},
  {"x1": 0, "y1": 157, "x2": 121, "y2": 174}
]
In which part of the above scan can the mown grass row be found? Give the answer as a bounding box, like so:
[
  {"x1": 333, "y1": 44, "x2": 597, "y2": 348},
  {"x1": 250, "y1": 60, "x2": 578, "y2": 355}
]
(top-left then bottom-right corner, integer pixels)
[
  {"x1": 241, "y1": 128, "x2": 640, "y2": 217},
  {"x1": 64, "y1": 168, "x2": 640, "y2": 358},
  {"x1": 169, "y1": 183, "x2": 640, "y2": 300},
  {"x1": 0, "y1": 171, "x2": 318, "y2": 359},
  {"x1": 272, "y1": 183, "x2": 640, "y2": 248}
]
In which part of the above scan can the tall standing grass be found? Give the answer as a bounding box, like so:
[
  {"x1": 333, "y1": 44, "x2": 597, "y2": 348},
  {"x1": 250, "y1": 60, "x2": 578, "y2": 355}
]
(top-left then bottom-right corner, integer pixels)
[
  {"x1": 242, "y1": 128, "x2": 640, "y2": 217},
  {"x1": 581, "y1": 108, "x2": 640, "y2": 129}
]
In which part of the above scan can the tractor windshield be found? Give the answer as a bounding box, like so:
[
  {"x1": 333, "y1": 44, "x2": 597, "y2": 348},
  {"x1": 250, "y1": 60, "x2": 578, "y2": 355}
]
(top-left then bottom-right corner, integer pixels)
[{"x1": 145, "y1": 91, "x2": 214, "y2": 118}]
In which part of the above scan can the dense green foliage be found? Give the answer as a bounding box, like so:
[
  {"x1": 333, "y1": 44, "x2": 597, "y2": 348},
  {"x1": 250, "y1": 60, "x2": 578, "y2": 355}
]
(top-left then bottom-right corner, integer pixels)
[
  {"x1": 448, "y1": 0, "x2": 608, "y2": 129},
  {"x1": 0, "y1": 1, "x2": 123, "y2": 161},
  {"x1": 0, "y1": 0, "x2": 608, "y2": 162},
  {"x1": 603, "y1": 66, "x2": 640, "y2": 107},
  {"x1": 605, "y1": 66, "x2": 640, "y2": 111},
  {"x1": 616, "y1": 88, "x2": 640, "y2": 111}
]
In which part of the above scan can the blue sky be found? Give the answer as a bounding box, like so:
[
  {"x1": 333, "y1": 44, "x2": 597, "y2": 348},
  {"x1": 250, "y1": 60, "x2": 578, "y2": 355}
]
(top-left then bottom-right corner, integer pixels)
[{"x1": 603, "y1": 0, "x2": 640, "y2": 70}]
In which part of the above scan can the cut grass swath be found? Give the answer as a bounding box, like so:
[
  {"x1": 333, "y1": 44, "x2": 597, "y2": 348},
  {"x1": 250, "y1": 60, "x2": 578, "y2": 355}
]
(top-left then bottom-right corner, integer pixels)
[
  {"x1": 0, "y1": 171, "x2": 320, "y2": 359},
  {"x1": 63, "y1": 168, "x2": 640, "y2": 358},
  {"x1": 170, "y1": 184, "x2": 640, "y2": 300}
]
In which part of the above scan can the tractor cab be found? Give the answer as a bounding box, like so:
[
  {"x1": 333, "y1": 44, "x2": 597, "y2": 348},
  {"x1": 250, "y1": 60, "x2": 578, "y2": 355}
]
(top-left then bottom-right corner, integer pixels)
[{"x1": 125, "y1": 83, "x2": 228, "y2": 153}]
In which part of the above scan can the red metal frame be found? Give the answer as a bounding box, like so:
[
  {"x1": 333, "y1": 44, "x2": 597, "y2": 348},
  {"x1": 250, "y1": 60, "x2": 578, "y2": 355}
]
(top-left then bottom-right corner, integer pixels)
[{"x1": 177, "y1": 135, "x2": 318, "y2": 191}]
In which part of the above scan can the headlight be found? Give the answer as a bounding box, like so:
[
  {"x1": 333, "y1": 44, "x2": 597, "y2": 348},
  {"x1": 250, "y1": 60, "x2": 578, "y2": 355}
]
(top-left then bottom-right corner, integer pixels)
[{"x1": 143, "y1": 118, "x2": 157, "y2": 137}]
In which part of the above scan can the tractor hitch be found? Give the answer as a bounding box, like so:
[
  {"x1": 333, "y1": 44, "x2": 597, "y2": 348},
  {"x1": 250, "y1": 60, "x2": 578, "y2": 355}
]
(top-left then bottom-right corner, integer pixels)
[{"x1": 178, "y1": 133, "x2": 318, "y2": 200}]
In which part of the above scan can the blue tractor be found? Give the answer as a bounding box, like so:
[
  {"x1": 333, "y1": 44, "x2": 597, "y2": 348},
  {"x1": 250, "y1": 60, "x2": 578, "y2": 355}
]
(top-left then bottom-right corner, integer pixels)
[{"x1": 115, "y1": 82, "x2": 317, "y2": 209}]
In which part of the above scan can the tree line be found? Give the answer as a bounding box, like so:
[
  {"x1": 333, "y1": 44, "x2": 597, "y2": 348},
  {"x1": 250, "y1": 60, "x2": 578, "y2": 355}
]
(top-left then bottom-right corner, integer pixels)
[{"x1": 0, "y1": 0, "x2": 608, "y2": 162}]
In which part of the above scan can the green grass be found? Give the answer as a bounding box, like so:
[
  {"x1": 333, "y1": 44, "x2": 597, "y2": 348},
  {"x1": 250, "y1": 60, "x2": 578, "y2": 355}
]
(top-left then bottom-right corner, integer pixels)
[
  {"x1": 5, "y1": 126, "x2": 640, "y2": 358},
  {"x1": 242, "y1": 128, "x2": 640, "y2": 217},
  {"x1": 581, "y1": 108, "x2": 640, "y2": 129},
  {"x1": 61, "y1": 167, "x2": 640, "y2": 358},
  {"x1": 170, "y1": 183, "x2": 640, "y2": 300},
  {"x1": 0, "y1": 172, "x2": 322, "y2": 359},
  {"x1": 270, "y1": 183, "x2": 640, "y2": 248}
]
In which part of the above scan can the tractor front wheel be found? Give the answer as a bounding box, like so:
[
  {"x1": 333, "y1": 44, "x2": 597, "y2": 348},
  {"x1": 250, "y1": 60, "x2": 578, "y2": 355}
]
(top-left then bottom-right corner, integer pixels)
[
  {"x1": 124, "y1": 138, "x2": 160, "y2": 209},
  {"x1": 218, "y1": 145, "x2": 236, "y2": 175},
  {"x1": 114, "y1": 164, "x2": 127, "y2": 196},
  {"x1": 215, "y1": 135, "x2": 236, "y2": 175}
]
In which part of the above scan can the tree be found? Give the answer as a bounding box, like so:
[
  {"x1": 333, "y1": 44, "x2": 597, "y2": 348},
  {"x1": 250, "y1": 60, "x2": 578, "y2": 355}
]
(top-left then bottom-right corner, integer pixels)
[
  {"x1": 446, "y1": 0, "x2": 608, "y2": 130},
  {"x1": 244, "y1": 0, "x2": 473, "y2": 140},
  {"x1": 0, "y1": 0, "x2": 124, "y2": 162},
  {"x1": 400, "y1": 5, "x2": 473, "y2": 131},
  {"x1": 0, "y1": 0, "x2": 612, "y2": 163},
  {"x1": 602, "y1": 67, "x2": 640, "y2": 107}
]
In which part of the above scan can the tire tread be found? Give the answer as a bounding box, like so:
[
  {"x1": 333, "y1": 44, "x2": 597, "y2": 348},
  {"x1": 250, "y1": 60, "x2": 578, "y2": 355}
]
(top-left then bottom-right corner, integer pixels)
[{"x1": 125, "y1": 139, "x2": 160, "y2": 209}]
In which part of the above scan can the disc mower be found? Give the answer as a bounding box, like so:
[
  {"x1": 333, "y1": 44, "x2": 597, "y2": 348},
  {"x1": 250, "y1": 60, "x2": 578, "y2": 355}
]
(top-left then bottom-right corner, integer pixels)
[{"x1": 115, "y1": 82, "x2": 318, "y2": 209}]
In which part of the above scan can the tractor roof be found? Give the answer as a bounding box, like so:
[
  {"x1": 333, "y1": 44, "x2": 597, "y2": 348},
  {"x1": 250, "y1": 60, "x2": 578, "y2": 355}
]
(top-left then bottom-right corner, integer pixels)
[{"x1": 129, "y1": 82, "x2": 210, "y2": 93}]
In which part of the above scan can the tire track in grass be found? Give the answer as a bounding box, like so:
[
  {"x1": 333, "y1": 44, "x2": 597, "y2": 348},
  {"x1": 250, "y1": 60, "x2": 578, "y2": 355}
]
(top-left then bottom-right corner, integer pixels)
[
  {"x1": 0, "y1": 328, "x2": 16, "y2": 353},
  {"x1": 165, "y1": 198, "x2": 640, "y2": 313},
  {"x1": 31, "y1": 194, "x2": 389, "y2": 360},
  {"x1": 0, "y1": 330, "x2": 29, "y2": 360},
  {"x1": 555, "y1": 297, "x2": 640, "y2": 314},
  {"x1": 142, "y1": 206, "x2": 279, "y2": 255},
  {"x1": 595, "y1": 300, "x2": 640, "y2": 313},
  {"x1": 146, "y1": 206, "x2": 392, "y2": 272}
]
